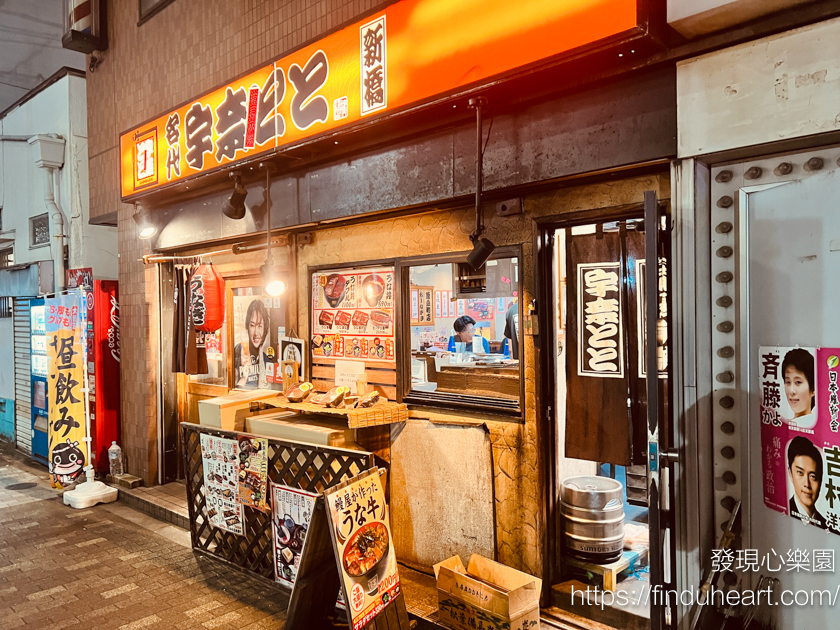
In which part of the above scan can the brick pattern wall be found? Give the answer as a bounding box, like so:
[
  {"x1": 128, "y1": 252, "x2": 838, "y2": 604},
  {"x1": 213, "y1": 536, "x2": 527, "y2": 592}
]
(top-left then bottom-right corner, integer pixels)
[{"x1": 88, "y1": 0, "x2": 381, "y2": 485}]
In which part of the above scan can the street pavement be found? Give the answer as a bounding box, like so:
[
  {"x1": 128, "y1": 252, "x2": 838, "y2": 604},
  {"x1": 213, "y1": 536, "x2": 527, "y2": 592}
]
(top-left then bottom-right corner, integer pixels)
[{"x1": 0, "y1": 442, "x2": 290, "y2": 630}]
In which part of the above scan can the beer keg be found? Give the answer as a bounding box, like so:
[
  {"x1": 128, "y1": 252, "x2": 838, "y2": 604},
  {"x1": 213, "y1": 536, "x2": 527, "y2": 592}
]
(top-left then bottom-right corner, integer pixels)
[{"x1": 560, "y1": 476, "x2": 625, "y2": 564}]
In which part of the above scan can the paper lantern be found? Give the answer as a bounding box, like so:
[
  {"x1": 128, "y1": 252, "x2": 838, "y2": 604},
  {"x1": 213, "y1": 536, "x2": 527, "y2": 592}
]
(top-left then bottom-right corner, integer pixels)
[{"x1": 190, "y1": 264, "x2": 225, "y2": 332}]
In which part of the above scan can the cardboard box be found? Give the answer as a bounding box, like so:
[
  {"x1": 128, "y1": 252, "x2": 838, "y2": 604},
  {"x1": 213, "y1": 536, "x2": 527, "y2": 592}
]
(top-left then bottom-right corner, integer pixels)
[
  {"x1": 197, "y1": 389, "x2": 277, "y2": 430},
  {"x1": 433, "y1": 554, "x2": 541, "y2": 630}
]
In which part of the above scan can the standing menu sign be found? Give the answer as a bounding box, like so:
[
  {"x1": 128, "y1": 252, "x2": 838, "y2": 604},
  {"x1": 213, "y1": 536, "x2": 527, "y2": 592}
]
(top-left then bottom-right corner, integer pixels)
[
  {"x1": 311, "y1": 267, "x2": 395, "y2": 363},
  {"x1": 46, "y1": 293, "x2": 88, "y2": 489},
  {"x1": 759, "y1": 346, "x2": 840, "y2": 533},
  {"x1": 238, "y1": 435, "x2": 269, "y2": 512},
  {"x1": 200, "y1": 434, "x2": 244, "y2": 535},
  {"x1": 325, "y1": 468, "x2": 400, "y2": 630},
  {"x1": 273, "y1": 485, "x2": 317, "y2": 587}
]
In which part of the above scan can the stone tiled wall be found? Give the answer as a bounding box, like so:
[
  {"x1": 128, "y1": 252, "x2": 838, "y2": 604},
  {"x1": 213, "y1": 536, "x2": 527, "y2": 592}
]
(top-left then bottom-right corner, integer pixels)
[{"x1": 88, "y1": 1, "x2": 384, "y2": 485}]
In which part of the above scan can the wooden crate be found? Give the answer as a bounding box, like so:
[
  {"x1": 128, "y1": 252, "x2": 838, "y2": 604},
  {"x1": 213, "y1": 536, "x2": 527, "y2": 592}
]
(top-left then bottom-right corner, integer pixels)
[
  {"x1": 263, "y1": 396, "x2": 409, "y2": 428},
  {"x1": 563, "y1": 549, "x2": 649, "y2": 592}
]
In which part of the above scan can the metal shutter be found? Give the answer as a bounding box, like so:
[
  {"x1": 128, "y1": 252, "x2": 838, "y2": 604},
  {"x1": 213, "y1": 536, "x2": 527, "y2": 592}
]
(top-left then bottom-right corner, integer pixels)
[{"x1": 13, "y1": 299, "x2": 31, "y2": 454}]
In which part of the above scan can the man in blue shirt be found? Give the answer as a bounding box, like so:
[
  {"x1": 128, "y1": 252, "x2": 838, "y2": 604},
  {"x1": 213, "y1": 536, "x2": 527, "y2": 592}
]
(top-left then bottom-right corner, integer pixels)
[{"x1": 447, "y1": 316, "x2": 489, "y2": 353}]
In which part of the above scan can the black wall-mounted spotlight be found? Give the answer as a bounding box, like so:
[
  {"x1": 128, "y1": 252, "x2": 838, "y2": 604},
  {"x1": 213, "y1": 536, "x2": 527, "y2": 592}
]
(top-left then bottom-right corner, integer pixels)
[
  {"x1": 222, "y1": 170, "x2": 247, "y2": 219},
  {"x1": 467, "y1": 236, "x2": 495, "y2": 270},
  {"x1": 133, "y1": 205, "x2": 156, "y2": 239}
]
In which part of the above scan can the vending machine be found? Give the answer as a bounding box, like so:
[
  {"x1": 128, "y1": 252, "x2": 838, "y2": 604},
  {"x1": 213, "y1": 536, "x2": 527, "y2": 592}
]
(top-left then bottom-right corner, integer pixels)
[
  {"x1": 30, "y1": 299, "x2": 49, "y2": 465},
  {"x1": 85, "y1": 280, "x2": 121, "y2": 472}
]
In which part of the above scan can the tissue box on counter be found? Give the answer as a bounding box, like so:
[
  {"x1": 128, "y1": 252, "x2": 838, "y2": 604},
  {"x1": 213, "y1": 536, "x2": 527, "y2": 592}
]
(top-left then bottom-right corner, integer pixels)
[{"x1": 433, "y1": 554, "x2": 541, "y2": 630}]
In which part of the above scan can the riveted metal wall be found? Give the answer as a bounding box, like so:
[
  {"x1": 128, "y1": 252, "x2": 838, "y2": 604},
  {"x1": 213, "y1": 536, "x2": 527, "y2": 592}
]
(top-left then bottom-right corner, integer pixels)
[{"x1": 710, "y1": 144, "x2": 840, "y2": 579}]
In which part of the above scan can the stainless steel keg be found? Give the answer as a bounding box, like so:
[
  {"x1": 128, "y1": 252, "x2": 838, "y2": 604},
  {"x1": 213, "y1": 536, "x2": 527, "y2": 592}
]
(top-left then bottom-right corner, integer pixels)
[{"x1": 560, "y1": 476, "x2": 625, "y2": 564}]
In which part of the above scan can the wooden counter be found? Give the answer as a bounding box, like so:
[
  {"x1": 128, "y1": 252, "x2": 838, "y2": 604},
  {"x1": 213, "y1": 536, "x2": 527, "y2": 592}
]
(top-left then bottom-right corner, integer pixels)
[{"x1": 435, "y1": 363, "x2": 520, "y2": 399}]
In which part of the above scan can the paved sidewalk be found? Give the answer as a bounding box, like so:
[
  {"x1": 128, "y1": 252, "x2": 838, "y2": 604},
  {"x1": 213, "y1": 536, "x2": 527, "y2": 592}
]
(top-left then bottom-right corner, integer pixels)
[{"x1": 0, "y1": 442, "x2": 290, "y2": 630}]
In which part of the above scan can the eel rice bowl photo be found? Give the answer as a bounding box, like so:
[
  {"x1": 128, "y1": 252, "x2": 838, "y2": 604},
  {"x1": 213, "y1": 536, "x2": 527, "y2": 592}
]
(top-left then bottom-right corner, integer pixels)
[{"x1": 343, "y1": 521, "x2": 389, "y2": 578}]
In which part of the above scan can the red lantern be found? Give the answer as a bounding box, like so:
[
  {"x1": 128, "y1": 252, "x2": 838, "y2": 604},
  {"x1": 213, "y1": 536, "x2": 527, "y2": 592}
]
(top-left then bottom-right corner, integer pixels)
[{"x1": 190, "y1": 264, "x2": 225, "y2": 332}]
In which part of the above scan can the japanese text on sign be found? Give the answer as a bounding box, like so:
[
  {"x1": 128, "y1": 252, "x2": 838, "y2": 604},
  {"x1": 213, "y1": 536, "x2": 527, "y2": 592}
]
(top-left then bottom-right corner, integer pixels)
[
  {"x1": 759, "y1": 346, "x2": 840, "y2": 535},
  {"x1": 577, "y1": 262, "x2": 623, "y2": 378},
  {"x1": 120, "y1": 0, "x2": 638, "y2": 198},
  {"x1": 46, "y1": 293, "x2": 88, "y2": 489},
  {"x1": 326, "y1": 469, "x2": 400, "y2": 630}
]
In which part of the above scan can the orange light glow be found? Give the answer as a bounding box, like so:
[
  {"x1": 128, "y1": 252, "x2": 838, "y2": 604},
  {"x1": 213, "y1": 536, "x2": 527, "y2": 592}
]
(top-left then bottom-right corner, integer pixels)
[{"x1": 120, "y1": 0, "x2": 637, "y2": 199}]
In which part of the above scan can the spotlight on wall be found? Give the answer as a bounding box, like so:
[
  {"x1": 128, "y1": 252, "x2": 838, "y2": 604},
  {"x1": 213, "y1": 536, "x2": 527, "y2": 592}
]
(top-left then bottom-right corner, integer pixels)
[
  {"x1": 222, "y1": 170, "x2": 247, "y2": 219},
  {"x1": 133, "y1": 205, "x2": 156, "y2": 239},
  {"x1": 260, "y1": 263, "x2": 288, "y2": 297},
  {"x1": 467, "y1": 236, "x2": 495, "y2": 270}
]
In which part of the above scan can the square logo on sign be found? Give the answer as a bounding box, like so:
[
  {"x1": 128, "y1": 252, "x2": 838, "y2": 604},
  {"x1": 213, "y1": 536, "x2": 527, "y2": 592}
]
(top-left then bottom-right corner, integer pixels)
[
  {"x1": 134, "y1": 128, "x2": 159, "y2": 189},
  {"x1": 360, "y1": 16, "x2": 387, "y2": 116},
  {"x1": 333, "y1": 96, "x2": 349, "y2": 121}
]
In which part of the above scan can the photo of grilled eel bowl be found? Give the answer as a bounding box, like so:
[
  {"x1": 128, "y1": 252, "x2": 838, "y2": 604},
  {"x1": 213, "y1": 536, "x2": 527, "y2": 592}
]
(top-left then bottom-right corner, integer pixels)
[
  {"x1": 318, "y1": 311, "x2": 335, "y2": 328},
  {"x1": 323, "y1": 274, "x2": 347, "y2": 307},
  {"x1": 342, "y1": 521, "x2": 390, "y2": 580}
]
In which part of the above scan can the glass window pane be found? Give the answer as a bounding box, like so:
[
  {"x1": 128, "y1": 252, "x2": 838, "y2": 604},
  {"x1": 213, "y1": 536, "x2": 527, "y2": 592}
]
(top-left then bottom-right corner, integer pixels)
[{"x1": 408, "y1": 256, "x2": 520, "y2": 404}]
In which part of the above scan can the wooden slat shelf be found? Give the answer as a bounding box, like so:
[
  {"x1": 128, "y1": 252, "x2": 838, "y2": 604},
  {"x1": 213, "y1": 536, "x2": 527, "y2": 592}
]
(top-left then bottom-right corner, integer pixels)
[{"x1": 264, "y1": 396, "x2": 409, "y2": 428}]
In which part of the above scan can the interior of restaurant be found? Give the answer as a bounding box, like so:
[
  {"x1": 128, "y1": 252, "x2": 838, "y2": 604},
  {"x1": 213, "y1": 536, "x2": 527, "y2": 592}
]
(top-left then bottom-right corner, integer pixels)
[{"x1": 407, "y1": 256, "x2": 520, "y2": 401}]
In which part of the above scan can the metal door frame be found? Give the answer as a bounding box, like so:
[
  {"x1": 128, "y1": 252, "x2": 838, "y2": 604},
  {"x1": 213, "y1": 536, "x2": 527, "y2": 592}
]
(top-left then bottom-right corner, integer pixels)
[{"x1": 534, "y1": 197, "x2": 679, "y2": 625}]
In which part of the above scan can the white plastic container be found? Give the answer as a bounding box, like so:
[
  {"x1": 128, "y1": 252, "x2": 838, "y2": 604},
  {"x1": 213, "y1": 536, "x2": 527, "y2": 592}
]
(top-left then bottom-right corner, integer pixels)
[{"x1": 108, "y1": 441, "x2": 123, "y2": 476}]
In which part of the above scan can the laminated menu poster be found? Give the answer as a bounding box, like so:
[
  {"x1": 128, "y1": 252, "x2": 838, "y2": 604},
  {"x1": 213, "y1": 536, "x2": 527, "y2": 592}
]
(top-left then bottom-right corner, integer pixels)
[
  {"x1": 759, "y1": 346, "x2": 840, "y2": 534},
  {"x1": 271, "y1": 485, "x2": 347, "y2": 609},
  {"x1": 273, "y1": 485, "x2": 317, "y2": 587},
  {"x1": 326, "y1": 469, "x2": 400, "y2": 630},
  {"x1": 312, "y1": 267, "x2": 395, "y2": 363},
  {"x1": 238, "y1": 435, "x2": 268, "y2": 512},
  {"x1": 200, "y1": 434, "x2": 243, "y2": 535}
]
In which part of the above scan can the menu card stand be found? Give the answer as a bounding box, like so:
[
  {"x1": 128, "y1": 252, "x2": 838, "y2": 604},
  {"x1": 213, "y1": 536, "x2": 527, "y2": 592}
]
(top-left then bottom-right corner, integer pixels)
[{"x1": 285, "y1": 496, "x2": 342, "y2": 630}]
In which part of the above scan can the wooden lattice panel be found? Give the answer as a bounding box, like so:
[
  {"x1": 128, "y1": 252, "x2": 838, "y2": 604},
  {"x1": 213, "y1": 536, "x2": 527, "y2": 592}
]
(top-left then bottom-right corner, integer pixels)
[{"x1": 181, "y1": 423, "x2": 375, "y2": 580}]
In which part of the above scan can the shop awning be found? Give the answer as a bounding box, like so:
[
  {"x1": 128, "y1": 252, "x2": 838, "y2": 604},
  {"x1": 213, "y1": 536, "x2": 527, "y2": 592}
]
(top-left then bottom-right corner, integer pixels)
[{"x1": 0, "y1": 260, "x2": 54, "y2": 296}]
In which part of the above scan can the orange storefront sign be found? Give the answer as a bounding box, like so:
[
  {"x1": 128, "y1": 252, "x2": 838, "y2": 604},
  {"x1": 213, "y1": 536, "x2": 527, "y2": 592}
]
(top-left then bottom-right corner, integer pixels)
[{"x1": 120, "y1": 0, "x2": 638, "y2": 199}]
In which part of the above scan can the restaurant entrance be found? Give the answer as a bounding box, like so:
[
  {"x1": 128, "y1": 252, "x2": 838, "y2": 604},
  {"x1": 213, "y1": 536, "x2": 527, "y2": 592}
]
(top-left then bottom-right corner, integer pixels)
[{"x1": 538, "y1": 193, "x2": 675, "y2": 629}]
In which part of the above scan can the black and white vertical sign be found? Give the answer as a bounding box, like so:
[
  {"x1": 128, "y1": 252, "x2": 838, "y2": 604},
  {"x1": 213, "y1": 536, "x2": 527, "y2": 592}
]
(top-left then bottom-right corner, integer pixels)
[{"x1": 577, "y1": 262, "x2": 624, "y2": 378}]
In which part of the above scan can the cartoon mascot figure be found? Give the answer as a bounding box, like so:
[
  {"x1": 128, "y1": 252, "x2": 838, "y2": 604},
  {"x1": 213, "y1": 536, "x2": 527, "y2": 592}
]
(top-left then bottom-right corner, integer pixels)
[{"x1": 51, "y1": 439, "x2": 86, "y2": 487}]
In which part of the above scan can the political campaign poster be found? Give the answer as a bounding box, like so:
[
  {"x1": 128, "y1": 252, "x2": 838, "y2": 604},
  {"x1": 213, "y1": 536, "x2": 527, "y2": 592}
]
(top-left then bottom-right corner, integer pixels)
[{"x1": 759, "y1": 346, "x2": 840, "y2": 534}]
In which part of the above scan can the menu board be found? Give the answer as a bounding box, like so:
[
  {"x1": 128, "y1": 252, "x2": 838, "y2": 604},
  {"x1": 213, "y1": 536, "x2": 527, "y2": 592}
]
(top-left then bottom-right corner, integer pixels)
[
  {"x1": 238, "y1": 435, "x2": 268, "y2": 512},
  {"x1": 200, "y1": 434, "x2": 243, "y2": 535},
  {"x1": 326, "y1": 469, "x2": 400, "y2": 630},
  {"x1": 272, "y1": 485, "x2": 318, "y2": 587},
  {"x1": 759, "y1": 346, "x2": 840, "y2": 534},
  {"x1": 311, "y1": 267, "x2": 395, "y2": 363}
]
